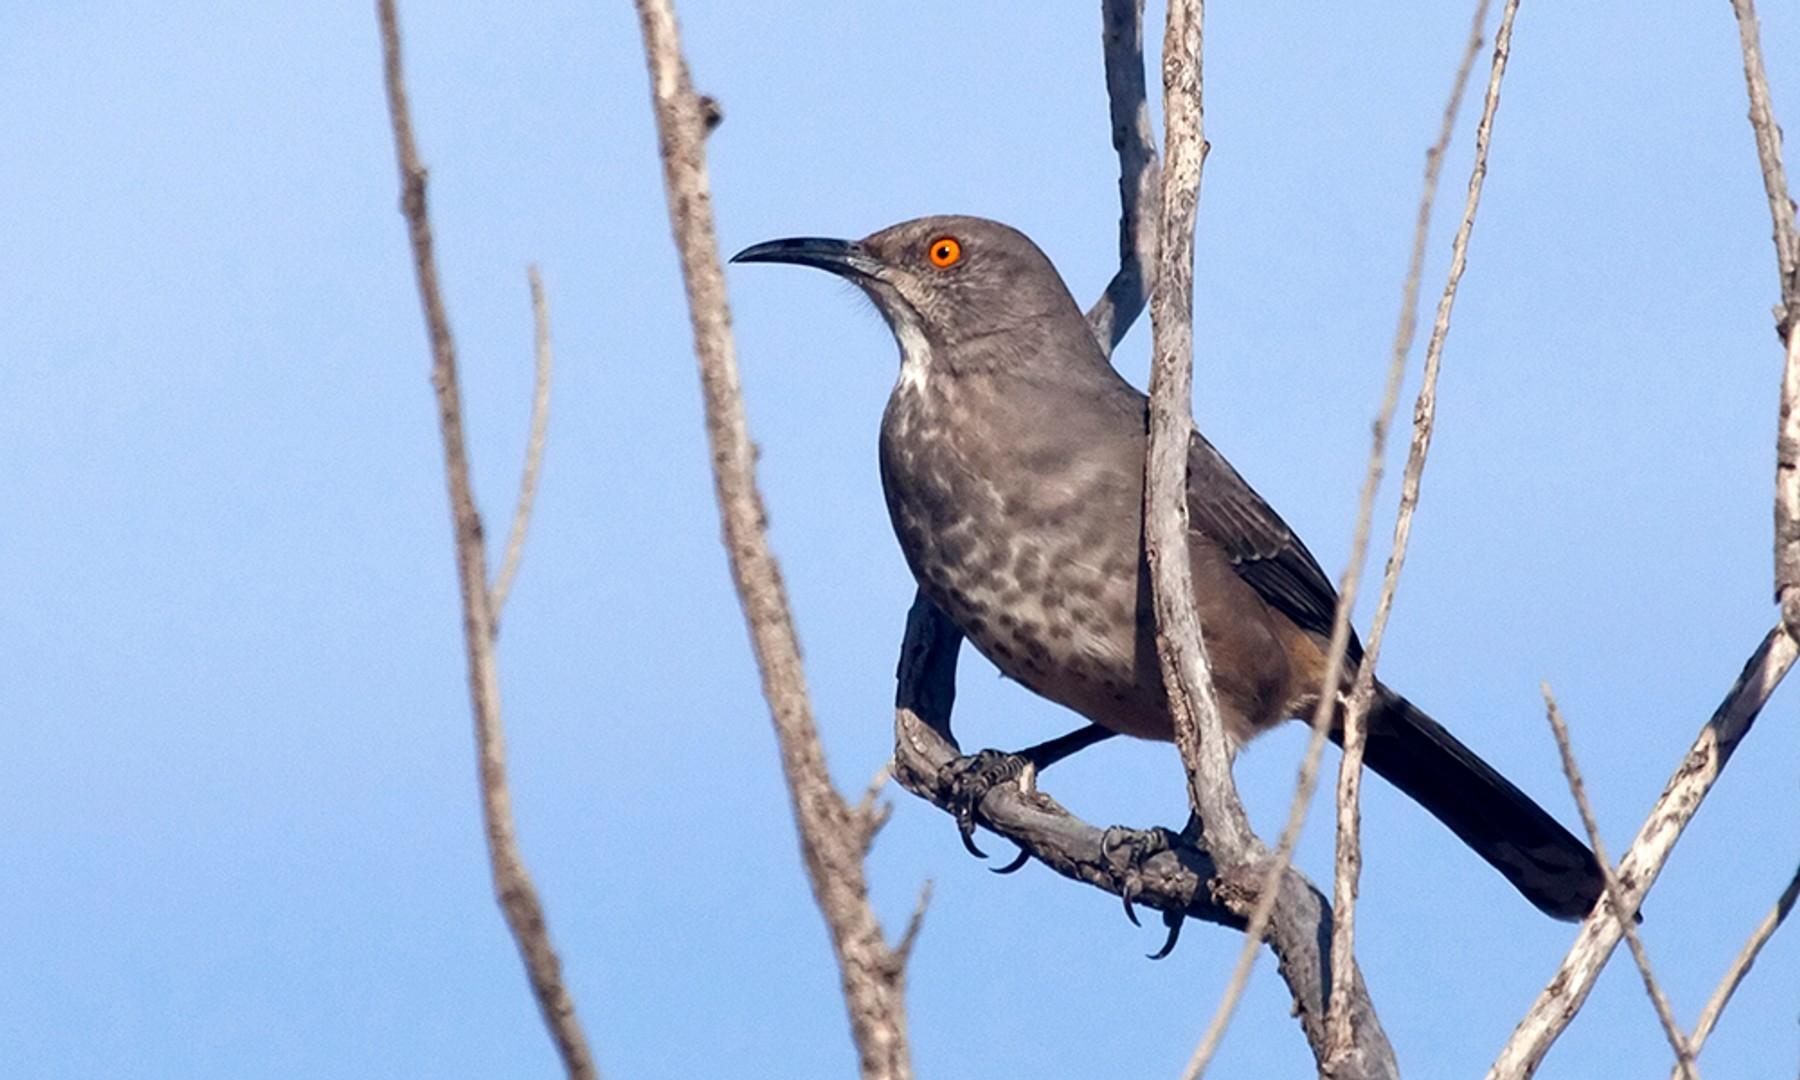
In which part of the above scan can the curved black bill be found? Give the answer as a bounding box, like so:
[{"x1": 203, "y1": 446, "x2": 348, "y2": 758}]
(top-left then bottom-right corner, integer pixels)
[{"x1": 730, "y1": 236, "x2": 883, "y2": 280}]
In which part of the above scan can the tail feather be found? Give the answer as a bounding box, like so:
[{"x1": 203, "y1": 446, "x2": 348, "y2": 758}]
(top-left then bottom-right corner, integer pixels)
[{"x1": 1351, "y1": 686, "x2": 1605, "y2": 921}]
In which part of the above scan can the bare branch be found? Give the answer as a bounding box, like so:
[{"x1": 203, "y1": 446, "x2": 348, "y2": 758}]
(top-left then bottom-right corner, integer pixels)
[
  {"x1": 1195, "y1": 1, "x2": 1517, "y2": 1067},
  {"x1": 490, "y1": 266, "x2": 554, "y2": 628},
  {"x1": 1487, "y1": 624, "x2": 1799, "y2": 1079},
  {"x1": 1325, "y1": 0, "x2": 1491, "y2": 1055},
  {"x1": 1144, "y1": 0, "x2": 1244, "y2": 861},
  {"x1": 1086, "y1": 0, "x2": 1162, "y2": 353},
  {"x1": 632, "y1": 3, "x2": 915, "y2": 1076},
  {"x1": 1139, "y1": 6, "x2": 1395, "y2": 1077},
  {"x1": 1684, "y1": 856, "x2": 1800, "y2": 1066},
  {"x1": 1776, "y1": 320, "x2": 1800, "y2": 637},
  {"x1": 1540, "y1": 686, "x2": 1697, "y2": 1080},
  {"x1": 376, "y1": 4, "x2": 597, "y2": 1078},
  {"x1": 1663, "y1": 18, "x2": 1800, "y2": 1064},
  {"x1": 1728, "y1": 0, "x2": 1800, "y2": 641}
]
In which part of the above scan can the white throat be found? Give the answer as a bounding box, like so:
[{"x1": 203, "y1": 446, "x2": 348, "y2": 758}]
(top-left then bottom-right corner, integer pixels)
[{"x1": 889, "y1": 309, "x2": 932, "y2": 393}]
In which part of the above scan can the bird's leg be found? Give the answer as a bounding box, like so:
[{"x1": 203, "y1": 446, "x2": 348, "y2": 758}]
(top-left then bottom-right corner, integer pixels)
[
  {"x1": 942, "y1": 723, "x2": 1118, "y2": 867},
  {"x1": 1015, "y1": 722, "x2": 1120, "y2": 771}
]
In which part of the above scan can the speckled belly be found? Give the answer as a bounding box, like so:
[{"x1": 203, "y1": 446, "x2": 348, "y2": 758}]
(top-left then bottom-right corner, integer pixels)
[{"x1": 878, "y1": 409, "x2": 1172, "y2": 739}]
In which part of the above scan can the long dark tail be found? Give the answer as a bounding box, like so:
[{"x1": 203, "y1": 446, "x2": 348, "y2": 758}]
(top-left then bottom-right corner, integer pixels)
[{"x1": 1349, "y1": 686, "x2": 1605, "y2": 921}]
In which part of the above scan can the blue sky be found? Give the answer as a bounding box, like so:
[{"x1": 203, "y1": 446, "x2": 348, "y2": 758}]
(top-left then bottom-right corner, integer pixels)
[{"x1": 3, "y1": 2, "x2": 1797, "y2": 1077}]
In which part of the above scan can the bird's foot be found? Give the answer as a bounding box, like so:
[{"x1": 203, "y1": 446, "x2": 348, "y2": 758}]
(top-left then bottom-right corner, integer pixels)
[
  {"x1": 941, "y1": 748, "x2": 1037, "y2": 871},
  {"x1": 1100, "y1": 824, "x2": 1177, "y2": 928},
  {"x1": 1101, "y1": 822, "x2": 1191, "y2": 960}
]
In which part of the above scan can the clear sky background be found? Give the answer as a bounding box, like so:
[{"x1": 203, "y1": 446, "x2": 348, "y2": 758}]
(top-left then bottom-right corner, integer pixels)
[{"x1": 4, "y1": 2, "x2": 1798, "y2": 1077}]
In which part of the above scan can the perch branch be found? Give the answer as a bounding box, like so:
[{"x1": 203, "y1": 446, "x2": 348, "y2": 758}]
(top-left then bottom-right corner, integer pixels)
[{"x1": 887, "y1": 598, "x2": 1396, "y2": 1080}]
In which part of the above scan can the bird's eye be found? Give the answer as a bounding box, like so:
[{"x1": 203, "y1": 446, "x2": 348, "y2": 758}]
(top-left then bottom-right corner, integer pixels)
[{"x1": 928, "y1": 237, "x2": 962, "y2": 269}]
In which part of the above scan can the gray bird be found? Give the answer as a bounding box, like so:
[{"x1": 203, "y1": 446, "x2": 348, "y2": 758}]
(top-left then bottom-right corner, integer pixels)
[{"x1": 734, "y1": 214, "x2": 1604, "y2": 921}]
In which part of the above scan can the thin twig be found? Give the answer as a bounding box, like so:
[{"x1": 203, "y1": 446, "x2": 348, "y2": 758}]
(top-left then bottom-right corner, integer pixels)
[
  {"x1": 1324, "y1": 0, "x2": 1491, "y2": 1055},
  {"x1": 893, "y1": 880, "x2": 934, "y2": 968},
  {"x1": 1729, "y1": 0, "x2": 1800, "y2": 335},
  {"x1": 853, "y1": 761, "x2": 896, "y2": 854},
  {"x1": 1204, "y1": 2, "x2": 1519, "y2": 1067},
  {"x1": 1086, "y1": 0, "x2": 1162, "y2": 354},
  {"x1": 1684, "y1": 857, "x2": 1800, "y2": 1065},
  {"x1": 631, "y1": 3, "x2": 916, "y2": 1077},
  {"x1": 1540, "y1": 686, "x2": 1697, "y2": 1080},
  {"x1": 855, "y1": 761, "x2": 894, "y2": 820},
  {"x1": 1137, "y1": 8, "x2": 1285, "y2": 1066},
  {"x1": 376, "y1": 4, "x2": 597, "y2": 1078},
  {"x1": 1487, "y1": 624, "x2": 1799, "y2": 1079},
  {"x1": 490, "y1": 266, "x2": 554, "y2": 628}
]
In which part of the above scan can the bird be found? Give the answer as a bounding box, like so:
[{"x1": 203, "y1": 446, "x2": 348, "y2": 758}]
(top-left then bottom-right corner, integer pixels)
[{"x1": 733, "y1": 214, "x2": 1606, "y2": 921}]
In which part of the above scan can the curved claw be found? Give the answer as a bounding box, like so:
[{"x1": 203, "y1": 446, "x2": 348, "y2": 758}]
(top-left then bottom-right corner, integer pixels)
[
  {"x1": 1147, "y1": 909, "x2": 1185, "y2": 961},
  {"x1": 956, "y1": 812, "x2": 988, "y2": 860},
  {"x1": 1103, "y1": 825, "x2": 1172, "y2": 930},
  {"x1": 1120, "y1": 879, "x2": 1143, "y2": 928},
  {"x1": 991, "y1": 846, "x2": 1031, "y2": 874},
  {"x1": 945, "y1": 749, "x2": 1034, "y2": 861}
]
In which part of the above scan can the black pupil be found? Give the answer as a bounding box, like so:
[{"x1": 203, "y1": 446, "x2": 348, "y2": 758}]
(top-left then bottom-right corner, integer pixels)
[{"x1": 936, "y1": 244, "x2": 951, "y2": 260}]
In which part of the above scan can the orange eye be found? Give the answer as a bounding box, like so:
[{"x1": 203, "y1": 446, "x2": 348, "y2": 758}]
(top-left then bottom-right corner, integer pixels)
[{"x1": 928, "y1": 236, "x2": 962, "y2": 268}]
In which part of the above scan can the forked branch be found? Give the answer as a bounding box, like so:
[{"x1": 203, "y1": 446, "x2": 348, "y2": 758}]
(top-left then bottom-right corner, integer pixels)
[
  {"x1": 376, "y1": 3, "x2": 596, "y2": 1077},
  {"x1": 1487, "y1": 627, "x2": 1799, "y2": 1078},
  {"x1": 1489, "y1": 5, "x2": 1800, "y2": 1074},
  {"x1": 1087, "y1": 0, "x2": 1163, "y2": 353}
]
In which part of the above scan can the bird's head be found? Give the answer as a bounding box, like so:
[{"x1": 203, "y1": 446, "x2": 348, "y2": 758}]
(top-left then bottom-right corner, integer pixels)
[{"x1": 732, "y1": 215, "x2": 1086, "y2": 351}]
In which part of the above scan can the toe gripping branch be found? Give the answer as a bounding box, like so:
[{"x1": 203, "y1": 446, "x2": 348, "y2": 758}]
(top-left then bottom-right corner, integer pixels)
[
  {"x1": 891, "y1": 595, "x2": 1246, "y2": 958},
  {"x1": 942, "y1": 749, "x2": 1036, "y2": 870}
]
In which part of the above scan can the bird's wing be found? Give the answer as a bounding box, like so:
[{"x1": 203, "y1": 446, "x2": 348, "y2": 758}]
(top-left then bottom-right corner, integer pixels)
[{"x1": 1185, "y1": 433, "x2": 1361, "y2": 658}]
